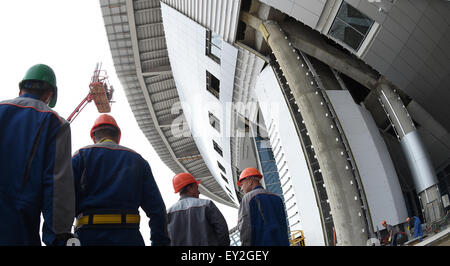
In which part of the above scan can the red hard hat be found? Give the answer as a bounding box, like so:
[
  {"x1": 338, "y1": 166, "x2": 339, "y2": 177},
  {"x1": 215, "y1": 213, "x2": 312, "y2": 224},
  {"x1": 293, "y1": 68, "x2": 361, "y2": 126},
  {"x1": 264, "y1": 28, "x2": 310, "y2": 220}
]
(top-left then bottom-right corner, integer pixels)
[
  {"x1": 90, "y1": 114, "x2": 121, "y2": 144},
  {"x1": 382, "y1": 220, "x2": 387, "y2": 225},
  {"x1": 173, "y1": 172, "x2": 201, "y2": 193},
  {"x1": 237, "y1": 167, "x2": 262, "y2": 187}
]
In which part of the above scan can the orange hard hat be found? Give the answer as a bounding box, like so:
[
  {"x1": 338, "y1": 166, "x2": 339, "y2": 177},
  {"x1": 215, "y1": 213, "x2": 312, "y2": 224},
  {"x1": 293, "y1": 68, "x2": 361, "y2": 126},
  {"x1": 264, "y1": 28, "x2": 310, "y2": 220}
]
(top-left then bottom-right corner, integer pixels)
[
  {"x1": 173, "y1": 172, "x2": 201, "y2": 193},
  {"x1": 382, "y1": 220, "x2": 387, "y2": 225},
  {"x1": 237, "y1": 167, "x2": 262, "y2": 187},
  {"x1": 90, "y1": 114, "x2": 121, "y2": 144}
]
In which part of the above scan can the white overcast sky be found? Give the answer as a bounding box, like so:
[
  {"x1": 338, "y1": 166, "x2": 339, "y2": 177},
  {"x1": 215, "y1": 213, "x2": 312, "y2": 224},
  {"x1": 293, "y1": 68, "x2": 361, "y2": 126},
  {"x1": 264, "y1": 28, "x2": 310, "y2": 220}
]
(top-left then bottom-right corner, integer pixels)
[{"x1": 0, "y1": 0, "x2": 238, "y2": 245}]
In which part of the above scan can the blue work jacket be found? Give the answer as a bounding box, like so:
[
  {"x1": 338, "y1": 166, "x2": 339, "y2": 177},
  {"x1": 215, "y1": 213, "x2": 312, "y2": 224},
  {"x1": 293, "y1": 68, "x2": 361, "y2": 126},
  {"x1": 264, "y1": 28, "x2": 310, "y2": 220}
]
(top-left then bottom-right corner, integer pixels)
[
  {"x1": 72, "y1": 141, "x2": 170, "y2": 246},
  {"x1": 0, "y1": 94, "x2": 75, "y2": 246},
  {"x1": 238, "y1": 186, "x2": 289, "y2": 246}
]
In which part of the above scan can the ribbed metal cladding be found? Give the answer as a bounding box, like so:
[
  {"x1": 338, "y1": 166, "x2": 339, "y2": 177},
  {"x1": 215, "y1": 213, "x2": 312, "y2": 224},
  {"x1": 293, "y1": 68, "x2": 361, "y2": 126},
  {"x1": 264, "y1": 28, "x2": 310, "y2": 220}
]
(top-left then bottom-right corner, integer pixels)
[
  {"x1": 230, "y1": 45, "x2": 266, "y2": 187},
  {"x1": 100, "y1": 0, "x2": 233, "y2": 207},
  {"x1": 161, "y1": 0, "x2": 241, "y2": 43}
]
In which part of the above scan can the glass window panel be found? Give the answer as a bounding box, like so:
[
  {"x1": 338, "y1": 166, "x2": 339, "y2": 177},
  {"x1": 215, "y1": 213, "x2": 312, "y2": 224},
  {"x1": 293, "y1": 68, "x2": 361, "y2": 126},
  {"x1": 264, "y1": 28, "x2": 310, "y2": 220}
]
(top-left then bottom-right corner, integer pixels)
[
  {"x1": 261, "y1": 160, "x2": 277, "y2": 173},
  {"x1": 329, "y1": 18, "x2": 364, "y2": 50},
  {"x1": 206, "y1": 30, "x2": 221, "y2": 64},
  {"x1": 346, "y1": 6, "x2": 374, "y2": 33},
  {"x1": 211, "y1": 44, "x2": 221, "y2": 59},
  {"x1": 336, "y1": 3, "x2": 373, "y2": 35},
  {"x1": 264, "y1": 172, "x2": 280, "y2": 184},
  {"x1": 258, "y1": 150, "x2": 273, "y2": 162},
  {"x1": 211, "y1": 32, "x2": 222, "y2": 48},
  {"x1": 266, "y1": 184, "x2": 283, "y2": 196},
  {"x1": 330, "y1": 2, "x2": 374, "y2": 51},
  {"x1": 349, "y1": 21, "x2": 371, "y2": 37}
]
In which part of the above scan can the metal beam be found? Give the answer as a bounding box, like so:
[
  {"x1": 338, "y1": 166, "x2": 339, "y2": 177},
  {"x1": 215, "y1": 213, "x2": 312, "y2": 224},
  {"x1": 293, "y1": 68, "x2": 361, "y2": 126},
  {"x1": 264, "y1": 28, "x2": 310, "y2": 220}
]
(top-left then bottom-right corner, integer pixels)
[
  {"x1": 142, "y1": 65, "x2": 171, "y2": 76},
  {"x1": 177, "y1": 155, "x2": 203, "y2": 161},
  {"x1": 259, "y1": 19, "x2": 369, "y2": 245},
  {"x1": 240, "y1": 11, "x2": 379, "y2": 91}
]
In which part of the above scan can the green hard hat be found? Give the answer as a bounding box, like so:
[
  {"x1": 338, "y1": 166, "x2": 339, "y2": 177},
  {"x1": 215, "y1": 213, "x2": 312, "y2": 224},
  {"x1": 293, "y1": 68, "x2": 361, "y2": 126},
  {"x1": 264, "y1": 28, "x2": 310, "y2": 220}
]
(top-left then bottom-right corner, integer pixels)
[{"x1": 19, "y1": 64, "x2": 58, "y2": 108}]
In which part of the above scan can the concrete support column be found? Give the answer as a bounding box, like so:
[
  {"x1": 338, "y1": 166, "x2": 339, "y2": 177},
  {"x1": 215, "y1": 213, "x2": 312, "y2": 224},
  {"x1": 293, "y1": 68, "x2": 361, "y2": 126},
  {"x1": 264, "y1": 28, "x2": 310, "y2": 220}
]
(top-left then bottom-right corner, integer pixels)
[
  {"x1": 376, "y1": 81, "x2": 443, "y2": 223},
  {"x1": 262, "y1": 20, "x2": 368, "y2": 245}
]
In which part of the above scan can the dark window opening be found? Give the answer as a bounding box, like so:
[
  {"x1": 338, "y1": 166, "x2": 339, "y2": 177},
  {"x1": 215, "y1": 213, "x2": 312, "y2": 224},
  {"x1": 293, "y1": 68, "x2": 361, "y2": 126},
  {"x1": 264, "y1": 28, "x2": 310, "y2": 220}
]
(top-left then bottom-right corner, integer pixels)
[
  {"x1": 209, "y1": 111, "x2": 221, "y2": 133},
  {"x1": 218, "y1": 161, "x2": 226, "y2": 174},
  {"x1": 236, "y1": 20, "x2": 247, "y2": 41},
  {"x1": 241, "y1": 0, "x2": 251, "y2": 12},
  {"x1": 206, "y1": 71, "x2": 220, "y2": 99},
  {"x1": 221, "y1": 173, "x2": 229, "y2": 184},
  {"x1": 213, "y1": 140, "x2": 223, "y2": 156}
]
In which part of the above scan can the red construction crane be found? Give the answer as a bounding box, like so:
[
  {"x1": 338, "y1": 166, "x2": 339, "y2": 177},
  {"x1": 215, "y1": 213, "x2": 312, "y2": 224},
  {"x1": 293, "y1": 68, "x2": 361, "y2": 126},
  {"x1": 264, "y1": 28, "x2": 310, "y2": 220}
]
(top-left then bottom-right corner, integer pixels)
[{"x1": 67, "y1": 63, "x2": 114, "y2": 123}]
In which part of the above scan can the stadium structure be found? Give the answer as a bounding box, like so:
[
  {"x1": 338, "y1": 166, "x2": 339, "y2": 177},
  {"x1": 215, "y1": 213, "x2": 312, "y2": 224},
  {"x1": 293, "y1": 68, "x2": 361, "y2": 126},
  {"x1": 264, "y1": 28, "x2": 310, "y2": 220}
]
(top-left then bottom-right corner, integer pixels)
[{"x1": 100, "y1": 0, "x2": 450, "y2": 245}]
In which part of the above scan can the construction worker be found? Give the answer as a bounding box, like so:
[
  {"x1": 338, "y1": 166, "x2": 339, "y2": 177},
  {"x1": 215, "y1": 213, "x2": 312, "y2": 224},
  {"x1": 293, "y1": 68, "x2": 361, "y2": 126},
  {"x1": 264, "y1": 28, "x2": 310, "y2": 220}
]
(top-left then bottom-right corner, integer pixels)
[
  {"x1": 382, "y1": 220, "x2": 399, "y2": 246},
  {"x1": 237, "y1": 167, "x2": 289, "y2": 246},
  {"x1": 167, "y1": 173, "x2": 230, "y2": 246},
  {"x1": 0, "y1": 64, "x2": 75, "y2": 245},
  {"x1": 406, "y1": 216, "x2": 423, "y2": 241},
  {"x1": 72, "y1": 114, "x2": 170, "y2": 246}
]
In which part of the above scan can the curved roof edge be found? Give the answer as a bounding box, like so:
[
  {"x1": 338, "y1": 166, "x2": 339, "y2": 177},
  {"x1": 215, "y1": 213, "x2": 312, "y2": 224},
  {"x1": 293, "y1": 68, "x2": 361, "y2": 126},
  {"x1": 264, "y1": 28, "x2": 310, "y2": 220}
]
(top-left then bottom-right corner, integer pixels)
[{"x1": 100, "y1": 0, "x2": 236, "y2": 208}]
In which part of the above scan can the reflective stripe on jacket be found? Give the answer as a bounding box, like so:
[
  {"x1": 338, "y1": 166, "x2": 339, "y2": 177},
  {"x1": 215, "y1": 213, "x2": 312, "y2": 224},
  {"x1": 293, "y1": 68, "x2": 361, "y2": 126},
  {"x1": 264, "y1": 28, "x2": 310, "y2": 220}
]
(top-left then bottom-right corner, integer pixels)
[
  {"x1": 167, "y1": 196, "x2": 230, "y2": 246},
  {"x1": 0, "y1": 94, "x2": 75, "y2": 246},
  {"x1": 72, "y1": 141, "x2": 170, "y2": 246},
  {"x1": 238, "y1": 186, "x2": 289, "y2": 246}
]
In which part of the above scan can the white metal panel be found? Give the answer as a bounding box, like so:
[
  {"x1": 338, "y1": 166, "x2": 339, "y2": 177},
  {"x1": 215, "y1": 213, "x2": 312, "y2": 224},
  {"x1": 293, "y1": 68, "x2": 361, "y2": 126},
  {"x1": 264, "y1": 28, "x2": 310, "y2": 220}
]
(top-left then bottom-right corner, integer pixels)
[
  {"x1": 101, "y1": 0, "x2": 235, "y2": 207},
  {"x1": 261, "y1": 0, "x2": 325, "y2": 29},
  {"x1": 161, "y1": 2, "x2": 239, "y2": 205},
  {"x1": 255, "y1": 66, "x2": 326, "y2": 245},
  {"x1": 327, "y1": 90, "x2": 408, "y2": 228},
  {"x1": 161, "y1": 0, "x2": 241, "y2": 43},
  {"x1": 356, "y1": 0, "x2": 450, "y2": 133},
  {"x1": 290, "y1": 3, "x2": 320, "y2": 28}
]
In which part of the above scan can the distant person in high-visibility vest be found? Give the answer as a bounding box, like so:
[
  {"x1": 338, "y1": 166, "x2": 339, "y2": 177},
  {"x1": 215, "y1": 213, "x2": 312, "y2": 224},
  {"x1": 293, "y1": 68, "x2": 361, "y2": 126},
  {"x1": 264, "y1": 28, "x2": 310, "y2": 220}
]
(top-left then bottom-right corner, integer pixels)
[
  {"x1": 0, "y1": 64, "x2": 75, "y2": 246},
  {"x1": 72, "y1": 114, "x2": 170, "y2": 246},
  {"x1": 237, "y1": 167, "x2": 289, "y2": 246},
  {"x1": 167, "y1": 173, "x2": 230, "y2": 246}
]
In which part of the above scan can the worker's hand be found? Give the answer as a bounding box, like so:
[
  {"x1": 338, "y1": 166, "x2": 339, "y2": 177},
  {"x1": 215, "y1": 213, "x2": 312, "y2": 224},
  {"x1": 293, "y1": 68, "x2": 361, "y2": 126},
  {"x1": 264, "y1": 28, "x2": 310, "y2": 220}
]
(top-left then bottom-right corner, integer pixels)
[{"x1": 388, "y1": 236, "x2": 391, "y2": 243}]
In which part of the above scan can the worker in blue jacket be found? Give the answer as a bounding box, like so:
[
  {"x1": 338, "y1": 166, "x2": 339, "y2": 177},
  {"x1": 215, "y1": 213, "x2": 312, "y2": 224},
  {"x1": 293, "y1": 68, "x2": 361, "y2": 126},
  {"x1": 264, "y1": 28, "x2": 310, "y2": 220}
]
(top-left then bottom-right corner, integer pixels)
[
  {"x1": 0, "y1": 64, "x2": 75, "y2": 246},
  {"x1": 237, "y1": 167, "x2": 290, "y2": 246},
  {"x1": 72, "y1": 114, "x2": 170, "y2": 246}
]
